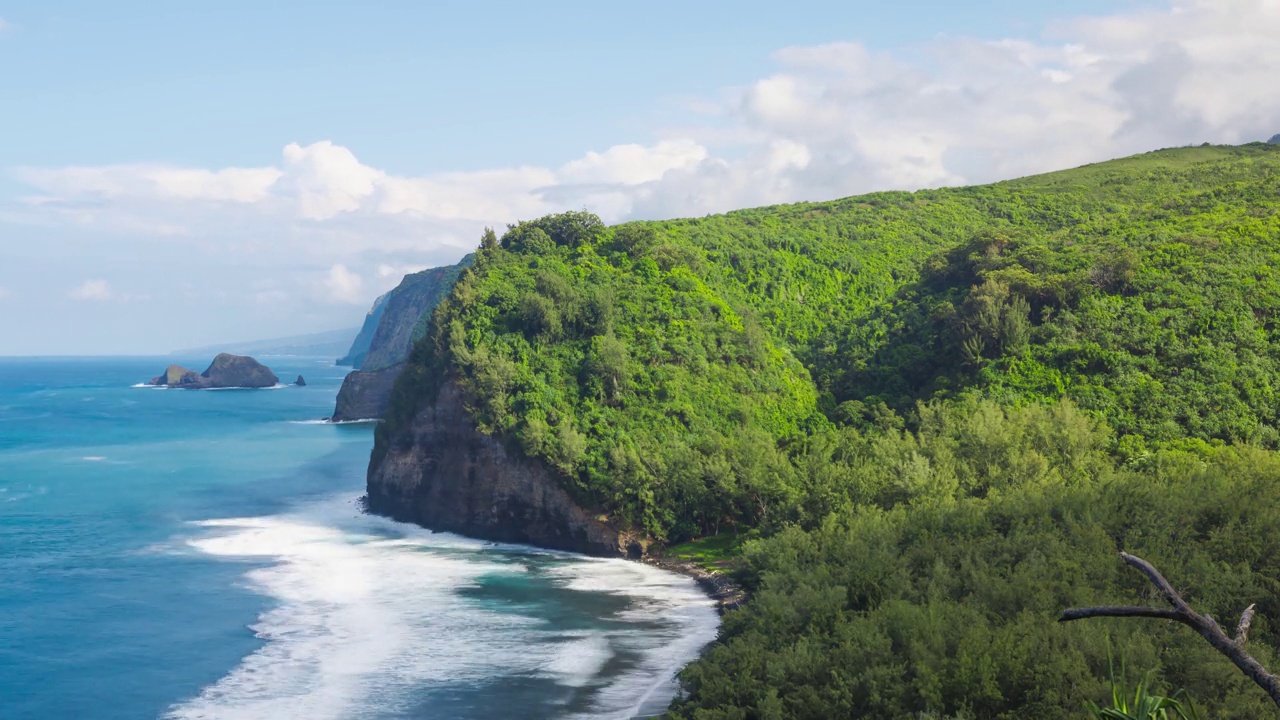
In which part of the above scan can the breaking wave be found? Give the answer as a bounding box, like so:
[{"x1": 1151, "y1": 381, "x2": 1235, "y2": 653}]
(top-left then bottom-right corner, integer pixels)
[{"x1": 166, "y1": 496, "x2": 719, "y2": 720}]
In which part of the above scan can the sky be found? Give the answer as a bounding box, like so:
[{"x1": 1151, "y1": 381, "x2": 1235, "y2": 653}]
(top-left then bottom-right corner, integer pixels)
[{"x1": 1, "y1": 0, "x2": 1278, "y2": 355}]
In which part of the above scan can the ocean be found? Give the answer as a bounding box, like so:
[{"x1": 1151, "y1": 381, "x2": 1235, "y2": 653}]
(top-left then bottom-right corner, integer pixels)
[{"x1": 0, "y1": 357, "x2": 719, "y2": 719}]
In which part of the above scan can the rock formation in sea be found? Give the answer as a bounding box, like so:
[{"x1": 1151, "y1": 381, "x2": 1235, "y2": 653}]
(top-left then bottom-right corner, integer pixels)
[
  {"x1": 331, "y1": 363, "x2": 402, "y2": 422},
  {"x1": 295, "y1": 375, "x2": 307, "y2": 387},
  {"x1": 366, "y1": 378, "x2": 642, "y2": 556},
  {"x1": 330, "y1": 255, "x2": 473, "y2": 420},
  {"x1": 149, "y1": 354, "x2": 279, "y2": 389}
]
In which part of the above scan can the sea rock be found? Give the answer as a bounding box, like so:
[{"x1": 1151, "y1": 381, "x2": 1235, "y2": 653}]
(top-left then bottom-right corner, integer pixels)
[
  {"x1": 151, "y1": 364, "x2": 201, "y2": 387},
  {"x1": 331, "y1": 363, "x2": 403, "y2": 422},
  {"x1": 199, "y1": 353, "x2": 279, "y2": 388},
  {"x1": 148, "y1": 354, "x2": 278, "y2": 389},
  {"x1": 295, "y1": 375, "x2": 307, "y2": 387},
  {"x1": 366, "y1": 377, "x2": 640, "y2": 557}
]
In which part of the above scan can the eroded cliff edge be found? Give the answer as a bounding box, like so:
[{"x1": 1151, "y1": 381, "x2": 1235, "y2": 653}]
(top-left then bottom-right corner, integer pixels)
[
  {"x1": 332, "y1": 363, "x2": 403, "y2": 421},
  {"x1": 366, "y1": 378, "x2": 639, "y2": 557}
]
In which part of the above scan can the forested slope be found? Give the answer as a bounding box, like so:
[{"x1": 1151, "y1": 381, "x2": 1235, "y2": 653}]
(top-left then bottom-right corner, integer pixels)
[{"x1": 377, "y1": 142, "x2": 1280, "y2": 717}]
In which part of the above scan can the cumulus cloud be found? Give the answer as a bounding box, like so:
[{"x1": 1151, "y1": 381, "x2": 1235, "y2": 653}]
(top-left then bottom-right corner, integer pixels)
[
  {"x1": 11, "y1": 0, "x2": 1280, "y2": 313},
  {"x1": 69, "y1": 279, "x2": 113, "y2": 301},
  {"x1": 322, "y1": 264, "x2": 364, "y2": 304},
  {"x1": 282, "y1": 141, "x2": 381, "y2": 220}
]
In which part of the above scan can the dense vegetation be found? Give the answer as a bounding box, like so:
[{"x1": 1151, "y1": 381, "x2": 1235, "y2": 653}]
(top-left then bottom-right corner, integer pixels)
[
  {"x1": 375, "y1": 143, "x2": 1280, "y2": 716},
  {"x1": 670, "y1": 403, "x2": 1280, "y2": 718}
]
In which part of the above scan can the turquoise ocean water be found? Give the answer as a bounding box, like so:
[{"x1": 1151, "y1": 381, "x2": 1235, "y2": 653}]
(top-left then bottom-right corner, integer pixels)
[{"x1": 0, "y1": 357, "x2": 718, "y2": 719}]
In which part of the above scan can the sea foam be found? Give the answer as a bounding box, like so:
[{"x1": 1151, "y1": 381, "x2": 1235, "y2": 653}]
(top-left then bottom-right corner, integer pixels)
[{"x1": 167, "y1": 496, "x2": 719, "y2": 720}]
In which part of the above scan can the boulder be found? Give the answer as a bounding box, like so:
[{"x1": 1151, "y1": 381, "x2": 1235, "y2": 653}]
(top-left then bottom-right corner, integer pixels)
[{"x1": 295, "y1": 375, "x2": 307, "y2": 387}]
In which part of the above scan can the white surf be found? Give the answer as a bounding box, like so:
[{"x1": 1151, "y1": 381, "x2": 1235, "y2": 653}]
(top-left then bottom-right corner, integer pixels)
[{"x1": 167, "y1": 495, "x2": 719, "y2": 720}]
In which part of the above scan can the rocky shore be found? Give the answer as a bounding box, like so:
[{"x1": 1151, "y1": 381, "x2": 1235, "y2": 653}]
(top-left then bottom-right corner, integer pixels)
[{"x1": 644, "y1": 556, "x2": 746, "y2": 613}]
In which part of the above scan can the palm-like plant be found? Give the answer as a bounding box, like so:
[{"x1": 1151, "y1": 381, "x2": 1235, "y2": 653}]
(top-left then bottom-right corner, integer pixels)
[{"x1": 1086, "y1": 652, "x2": 1201, "y2": 720}]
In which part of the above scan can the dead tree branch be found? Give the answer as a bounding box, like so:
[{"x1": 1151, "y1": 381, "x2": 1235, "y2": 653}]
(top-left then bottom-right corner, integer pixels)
[{"x1": 1059, "y1": 551, "x2": 1280, "y2": 708}]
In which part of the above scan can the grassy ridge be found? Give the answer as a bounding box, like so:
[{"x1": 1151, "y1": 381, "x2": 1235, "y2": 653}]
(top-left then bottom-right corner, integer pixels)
[
  {"x1": 380, "y1": 142, "x2": 1280, "y2": 539},
  {"x1": 375, "y1": 142, "x2": 1280, "y2": 716}
]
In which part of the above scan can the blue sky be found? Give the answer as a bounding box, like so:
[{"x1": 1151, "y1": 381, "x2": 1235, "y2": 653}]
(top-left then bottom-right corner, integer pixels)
[{"x1": 2, "y1": 0, "x2": 1276, "y2": 355}]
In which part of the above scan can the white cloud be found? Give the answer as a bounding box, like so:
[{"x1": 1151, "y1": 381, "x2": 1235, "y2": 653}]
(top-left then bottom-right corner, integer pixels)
[
  {"x1": 377, "y1": 263, "x2": 428, "y2": 279},
  {"x1": 10, "y1": 0, "x2": 1280, "y2": 297},
  {"x1": 69, "y1": 279, "x2": 113, "y2": 302},
  {"x1": 558, "y1": 140, "x2": 708, "y2": 185},
  {"x1": 282, "y1": 141, "x2": 382, "y2": 220},
  {"x1": 323, "y1": 264, "x2": 364, "y2": 304},
  {"x1": 19, "y1": 164, "x2": 282, "y2": 204}
]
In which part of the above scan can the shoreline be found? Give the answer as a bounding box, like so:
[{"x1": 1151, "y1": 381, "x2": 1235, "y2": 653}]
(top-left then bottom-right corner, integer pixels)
[
  {"x1": 641, "y1": 556, "x2": 747, "y2": 614},
  {"x1": 356, "y1": 492, "x2": 747, "y2": 614}
]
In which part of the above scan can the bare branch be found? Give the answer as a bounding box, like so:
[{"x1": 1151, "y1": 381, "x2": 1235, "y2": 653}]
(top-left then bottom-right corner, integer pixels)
[
  {"x1": 1119, "y1": 551, "x2": 1193, "y2": 615},
  {"x1": 1238, "y1": 604, "x2": 1257, "y2": 646},
  {"x1": 1059, "y1": 606, "x2": 1182, "y2": 622},
  {"x1": 1061, "y1": 552, "x2": 1280, "y2": 708}
]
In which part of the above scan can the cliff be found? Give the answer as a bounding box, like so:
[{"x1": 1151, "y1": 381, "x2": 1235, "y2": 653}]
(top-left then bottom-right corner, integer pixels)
[
  {"x1": 336, "y1": 293, "x2": 389, "y2": 368},
  {"x1": 331, "y1": 255, "x2": 473, "y2": 421},
  {"x1": 366, "y1": 378, "x2": 639, "y2": 557},
  {"x1": 331, "y1": 363, "x2": 403, "y2": 421},
  {"x1": 360, "y1": 257, "x2": 472, "y2": 372}
]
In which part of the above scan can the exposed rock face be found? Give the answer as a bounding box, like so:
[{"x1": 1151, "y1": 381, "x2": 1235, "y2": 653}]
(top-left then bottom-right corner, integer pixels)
[
  {"x1": 336, "y1": 293, "x2": 390, "y2": 368},
  {"x1": 295, "y1": 375, "x2": 307, "y2": 387},
  {"x1": 331, "y1": 363, "x2": 403, "y2": 421},
  {"x1": 1270, "y1": 134, "x2": 1280, "y2": 145},
  {"x1": 366, "y1": 378, "x2": 637, "y2": 557},
  {"x1": 149, "y1": 354, "x2": 278, "y2": 389},
  {"x1": 330, "y1": 255, "x2": 474, "y2": 421},
  {"x1": 360, "y1": 260, "x2": 471, "y2": 372},
  {"x1": 150, "y1": 364, "x2": 206, "y2": 388},
  {"x1": 201, "y1": 353, "x2": 279, "y2": 388}
]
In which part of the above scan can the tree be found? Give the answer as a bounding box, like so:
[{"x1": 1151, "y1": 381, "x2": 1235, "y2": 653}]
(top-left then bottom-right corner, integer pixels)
[{"x1": 586, "y1": 334, "x2": 630, "y2": 399}]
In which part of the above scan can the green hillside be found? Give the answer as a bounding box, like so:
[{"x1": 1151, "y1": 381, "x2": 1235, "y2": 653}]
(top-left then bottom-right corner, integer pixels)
[{"x1": 379, "y1": 142, "x2": 1280, "y2": 717}]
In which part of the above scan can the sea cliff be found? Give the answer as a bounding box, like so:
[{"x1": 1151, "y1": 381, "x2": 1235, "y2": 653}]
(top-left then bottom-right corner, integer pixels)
[
  {"x1": 366, "y1": 378, "x2": 640, "y2": 557},
  {"x1": 332, "y1": 256, "x2": 473, "y2": 420},
  {"x1": 331, "y1": 363, "x2": 402, "y2": 422}
]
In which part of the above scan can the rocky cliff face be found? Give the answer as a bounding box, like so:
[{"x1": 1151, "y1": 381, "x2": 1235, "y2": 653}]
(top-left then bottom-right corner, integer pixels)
[
  {"x1": 360, "y1": 260, "x2": 470, "y2": 372},
  {"x1": 332, "y1": 255, "x2": 473, "y2": 421},
  {"x1": 336, "y1": 293, "x2": 389, "y2": 368},
  {"x1": 366, "y1": 379, "x2": 639, "y2": 557},
  {"x1": 331, "y1": 363, "x2": 403, "y2": 421}
]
